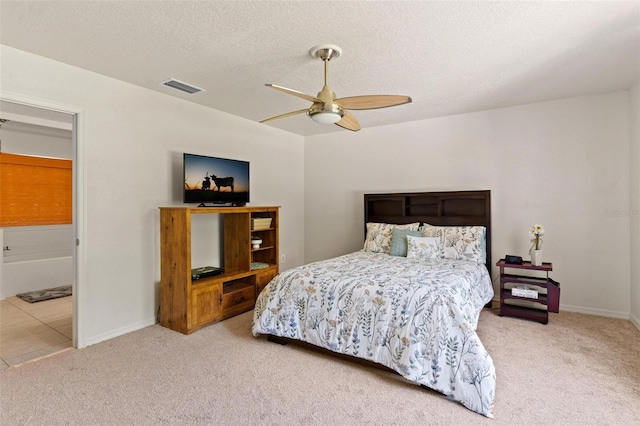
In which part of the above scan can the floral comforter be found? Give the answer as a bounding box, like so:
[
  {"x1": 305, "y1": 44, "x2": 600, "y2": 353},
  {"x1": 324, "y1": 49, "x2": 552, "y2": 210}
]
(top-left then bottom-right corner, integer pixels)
[{"x1": 252, "y1": 251, "x2": 496, "y2": 417}]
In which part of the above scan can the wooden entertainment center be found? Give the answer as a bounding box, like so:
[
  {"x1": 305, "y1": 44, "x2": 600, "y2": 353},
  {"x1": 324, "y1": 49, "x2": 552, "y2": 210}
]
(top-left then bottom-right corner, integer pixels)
[{"x1": 159, "y1": 206, "x2": 279, "y2": 334}]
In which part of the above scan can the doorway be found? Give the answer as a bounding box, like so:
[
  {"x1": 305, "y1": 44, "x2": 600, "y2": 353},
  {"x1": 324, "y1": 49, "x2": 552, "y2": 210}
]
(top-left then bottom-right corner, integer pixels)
[{"x1": 0, "y1": 97, "x2": 82, "y2": 366}]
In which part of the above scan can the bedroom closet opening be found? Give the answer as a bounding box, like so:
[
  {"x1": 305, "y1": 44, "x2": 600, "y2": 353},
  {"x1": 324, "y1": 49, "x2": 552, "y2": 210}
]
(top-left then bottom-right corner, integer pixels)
[{"x1": 0, "y1": 100, "x2": 78, "y2": 368}]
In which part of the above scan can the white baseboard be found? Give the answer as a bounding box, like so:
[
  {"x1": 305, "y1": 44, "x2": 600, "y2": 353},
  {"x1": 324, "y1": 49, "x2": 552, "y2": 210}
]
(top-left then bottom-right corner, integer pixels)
[
  {"x1": 490, "y1": 297, "x2": 633, "y2": 323},
  {"x1": 81, "y1": 304, "x2": 638, "y2": 347},
  {"x1": 630, "y1": 312, "x2": 640, "y2": 331},
  {"x1": 559, "y1": 303, "x2": 630, "y2": 320},
  {"x1": 83, "y1": 316, "x2": 157, "y2": 348}
]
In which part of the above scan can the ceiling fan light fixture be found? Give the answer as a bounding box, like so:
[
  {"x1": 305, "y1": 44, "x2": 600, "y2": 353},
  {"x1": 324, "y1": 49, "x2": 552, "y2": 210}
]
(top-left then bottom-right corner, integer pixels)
[
  {"x1": 310, "y1": 111, "x2": 342, "y2": 124},
  {"x1": 308, "y1": 101, "x2": 343, "y2": 125}
]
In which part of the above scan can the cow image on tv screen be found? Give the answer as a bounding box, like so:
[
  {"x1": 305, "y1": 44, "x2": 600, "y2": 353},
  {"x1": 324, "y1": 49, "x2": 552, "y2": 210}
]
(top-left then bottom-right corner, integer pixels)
[
  {"x1": 202, "y1": 173, "x2": 234, "y2": 192},
  {"x1": 183, "y1": 153, "x2": 249, "y2": 205}
]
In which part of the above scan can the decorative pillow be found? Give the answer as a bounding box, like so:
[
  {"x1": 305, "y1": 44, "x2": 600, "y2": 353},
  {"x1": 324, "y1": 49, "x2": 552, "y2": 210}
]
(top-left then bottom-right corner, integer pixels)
[
  {"x1": 406, "y1": 236, "x2": 440, "y2": 259},
  {"x1": 363, "y1": 222, "x2": 420, "y2": 254},
  {"x1": 421, "y1": 225, "x2": 486, "y2": 263},
  {"x1": 389, "y1": 229, "x2": 423, "y2": 257}
]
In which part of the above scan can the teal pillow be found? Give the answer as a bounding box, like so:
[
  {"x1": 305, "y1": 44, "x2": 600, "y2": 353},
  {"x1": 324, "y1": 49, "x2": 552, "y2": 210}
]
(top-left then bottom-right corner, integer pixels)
[{"x1": 389, "y1": 229, "x2": 423, "y2": 257}]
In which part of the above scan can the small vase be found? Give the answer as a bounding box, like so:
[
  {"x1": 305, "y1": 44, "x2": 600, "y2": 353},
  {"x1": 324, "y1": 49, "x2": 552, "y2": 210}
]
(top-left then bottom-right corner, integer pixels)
[{"x1": 531, "y1": 249, "x2": 543, "y2": 266}]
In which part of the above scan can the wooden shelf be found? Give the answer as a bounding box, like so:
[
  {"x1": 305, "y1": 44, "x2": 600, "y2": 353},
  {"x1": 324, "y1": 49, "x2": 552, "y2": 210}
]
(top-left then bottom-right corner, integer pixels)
[
  {"x1": 191, "y1": 269, "x2": 253, "y2": 286},
  {"x1": 251, "y1": 245, "x2": 275, "y2": 252},
  {"x1": 496, "y1": 259, "x2": 552, "y2": 272},
  {"x1": 223, "y1": 279, "x2": 252, "y2": 294},
  {"x1": 159, "y1": 206, "x2": 279, "y2": 334},
  {"x1": 496, "y1": 259, "x2": 560, "y2": 324},
  {"x1": 500, "y1": 288, "x2": 549, "y2": 305},
  {"x1": 499, "y1": 303, "x2": 549, "y2": 324}
]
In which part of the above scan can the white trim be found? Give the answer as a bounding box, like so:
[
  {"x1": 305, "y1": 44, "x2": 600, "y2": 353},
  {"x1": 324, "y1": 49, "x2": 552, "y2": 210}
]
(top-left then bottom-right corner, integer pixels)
[
  {"x1": 0, "y1": 90, "x2": 87, "y2": 348},
  {"x1": 630, "y1": 312, "x2": 640, "y2": 331},
  {"x1": 0, "y1": 111, "x2": 73, "y2": 131},
  {"x1": 559, "y1": 303, "x2": 630, "y2": 320},
  {"x1": 0, "y1": 91, "x2": 81, "y2": 116},
  {"x1": 84, "y1": 317, "x2": 157, "y2": 348},
  {"x1": 491, "y1": 297, "x2": 632, "y2": 322},
  {"x1": 72, "y1": 112, "x2": 86, "y2": 349},
  {"x1": 0, "y1": 229, "x2": 4, "y2": 300}
]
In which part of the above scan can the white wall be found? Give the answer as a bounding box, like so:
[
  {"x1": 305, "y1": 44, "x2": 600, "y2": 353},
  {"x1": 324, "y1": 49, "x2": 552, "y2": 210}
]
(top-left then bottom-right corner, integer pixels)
[
  {"x1": 1, "y1": 225, "x2": 74, "y2": 298},
  {"x1": 305, "y1": 91, "x2": 631, "y2": 318},
  {"x1": 1, "y1": 121, "x2": 72, "y2": 159},
  {"x1": 630, "y1": 82, "x2": 640, "y2": 329},
  {"x1": 1, "y1": 45, "x2": 306, "y2": 346}
]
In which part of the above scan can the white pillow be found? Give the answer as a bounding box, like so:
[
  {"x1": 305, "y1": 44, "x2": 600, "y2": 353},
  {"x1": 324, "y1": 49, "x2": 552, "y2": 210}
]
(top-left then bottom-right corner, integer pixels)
[
  {"x1": 421, "y1": 225, "x2": 486, "y2": 263},
  {"x1": 406, "y1": 235, "x2": 440, "y2": 259},
  {"x1": 363, "y1": 222, "x2": 420, "y2": 254}
]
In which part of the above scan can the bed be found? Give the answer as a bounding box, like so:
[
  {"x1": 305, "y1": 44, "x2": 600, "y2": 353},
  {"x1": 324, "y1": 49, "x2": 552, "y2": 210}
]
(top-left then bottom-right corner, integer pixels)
[{"x1": 252, "y1": 190, "x2": 495, "y2": 417}]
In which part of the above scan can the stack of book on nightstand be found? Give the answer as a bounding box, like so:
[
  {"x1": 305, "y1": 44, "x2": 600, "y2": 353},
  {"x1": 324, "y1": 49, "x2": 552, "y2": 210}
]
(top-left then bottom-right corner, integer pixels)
[
  {"x1": 512, "y1": 285, "x2": 538, "y2": 299},
  {"x1": 251, "y1": 217, "x2": 272, "y2": 230}
]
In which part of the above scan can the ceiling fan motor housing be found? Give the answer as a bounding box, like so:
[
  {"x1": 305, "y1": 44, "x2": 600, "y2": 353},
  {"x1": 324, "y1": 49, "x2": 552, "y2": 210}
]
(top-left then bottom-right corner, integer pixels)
[
  {"x1": 308, "y1": 102, "x2": 343, "y2": 119},
  {"x1": 308, "y1": 85, "x2": 344, "y2": 120}
]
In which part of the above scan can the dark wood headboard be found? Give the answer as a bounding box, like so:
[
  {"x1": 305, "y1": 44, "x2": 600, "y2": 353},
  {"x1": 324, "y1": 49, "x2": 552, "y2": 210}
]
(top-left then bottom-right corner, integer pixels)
[{"x1": 364, "y1": 190, "x2": 492, "y2": 278}]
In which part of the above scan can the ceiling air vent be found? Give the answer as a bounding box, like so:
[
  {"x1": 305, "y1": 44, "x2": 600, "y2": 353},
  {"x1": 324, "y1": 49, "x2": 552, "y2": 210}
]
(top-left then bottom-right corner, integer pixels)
[{"x1": 160, "y1": 78, "x2": 205, "y2": 95}]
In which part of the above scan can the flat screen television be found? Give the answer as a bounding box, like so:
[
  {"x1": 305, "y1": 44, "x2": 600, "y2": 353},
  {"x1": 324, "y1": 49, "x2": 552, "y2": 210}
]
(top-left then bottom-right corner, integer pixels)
[{"x1": 183, "y1": 153, "x2": 250, "y2": 206}]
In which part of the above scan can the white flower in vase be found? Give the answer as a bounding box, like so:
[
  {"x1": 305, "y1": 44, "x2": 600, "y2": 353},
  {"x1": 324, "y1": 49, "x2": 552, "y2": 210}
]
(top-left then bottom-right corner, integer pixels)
[
  {"x1": 529, "y1": 224, "x2": 545, "y2": 250},
  {"x1": 528, "y1": 224, "x2": 545, "y2": 265}
]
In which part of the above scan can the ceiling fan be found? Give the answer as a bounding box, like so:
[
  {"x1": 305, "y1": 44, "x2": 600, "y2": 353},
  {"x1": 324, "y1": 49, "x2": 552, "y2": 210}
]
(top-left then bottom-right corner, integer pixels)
[{"x1": 260, "y1": 44, "x2": 412, "y2": 132}]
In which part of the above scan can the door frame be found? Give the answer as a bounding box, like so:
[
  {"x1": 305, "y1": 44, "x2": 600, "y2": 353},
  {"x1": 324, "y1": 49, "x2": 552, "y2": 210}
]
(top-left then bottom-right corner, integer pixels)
[{"x1": 0, "y1": 91, "x2": 86, "y2": 348}]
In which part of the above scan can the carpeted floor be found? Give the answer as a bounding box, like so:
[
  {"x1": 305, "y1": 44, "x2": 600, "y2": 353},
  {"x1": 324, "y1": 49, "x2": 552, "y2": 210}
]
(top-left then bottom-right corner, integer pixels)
[{"x1": 0, "y1": 308, "x2": 638, "y2": 425}]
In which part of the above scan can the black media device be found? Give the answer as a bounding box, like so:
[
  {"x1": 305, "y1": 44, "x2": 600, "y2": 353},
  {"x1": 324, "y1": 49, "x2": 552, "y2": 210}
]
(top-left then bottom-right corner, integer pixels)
[
  {"x1": 191, "y1": 266, "x2": 225, "y2": 280},
  {"x1": 504, "y1": 254, "x2": 523, "y2": 264},
  {"x1": 183, "y1": 153, "x2": 250, "y2": 206}
]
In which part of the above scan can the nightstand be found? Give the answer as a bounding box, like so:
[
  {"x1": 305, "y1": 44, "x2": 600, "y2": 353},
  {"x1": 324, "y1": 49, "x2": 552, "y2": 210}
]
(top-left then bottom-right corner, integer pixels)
[{"x1": 496, "y1": 259, "x2": 560, "y2": 324}]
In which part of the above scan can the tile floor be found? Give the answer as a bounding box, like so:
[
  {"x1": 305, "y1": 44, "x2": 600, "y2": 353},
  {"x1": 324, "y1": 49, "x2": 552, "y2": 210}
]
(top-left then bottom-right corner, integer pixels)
[{"x1": 0, "y1": 295, "x2": 72, "y2": 370}]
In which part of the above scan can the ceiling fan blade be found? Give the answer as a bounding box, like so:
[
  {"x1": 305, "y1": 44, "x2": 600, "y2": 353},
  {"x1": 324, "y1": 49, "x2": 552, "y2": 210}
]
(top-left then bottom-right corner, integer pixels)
[
  {"x1": 335, "y1": 95, "x2": 412, "y2": 110},
  {"x1": 265, "y1": 84, "x2": 322, "y2": 104},
  {"x1": 335, "y1": 111, "x2": 361, "y2": 132},
  {"x1": 260, "y1": 108, "x2": 309, "y2": 124}
]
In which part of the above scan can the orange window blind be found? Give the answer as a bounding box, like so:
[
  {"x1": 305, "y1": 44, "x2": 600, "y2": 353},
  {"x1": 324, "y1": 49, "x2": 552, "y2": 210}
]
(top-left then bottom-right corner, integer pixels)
[{"x1": 0, "y1": 153, "x2": 72, "y2": 226}]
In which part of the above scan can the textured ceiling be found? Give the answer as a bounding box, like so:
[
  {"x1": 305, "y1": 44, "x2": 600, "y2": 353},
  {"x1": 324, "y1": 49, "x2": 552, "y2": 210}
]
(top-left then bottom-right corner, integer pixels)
[{"x1": 1, "y1": 1, "x2": 638, "y2": 136}]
